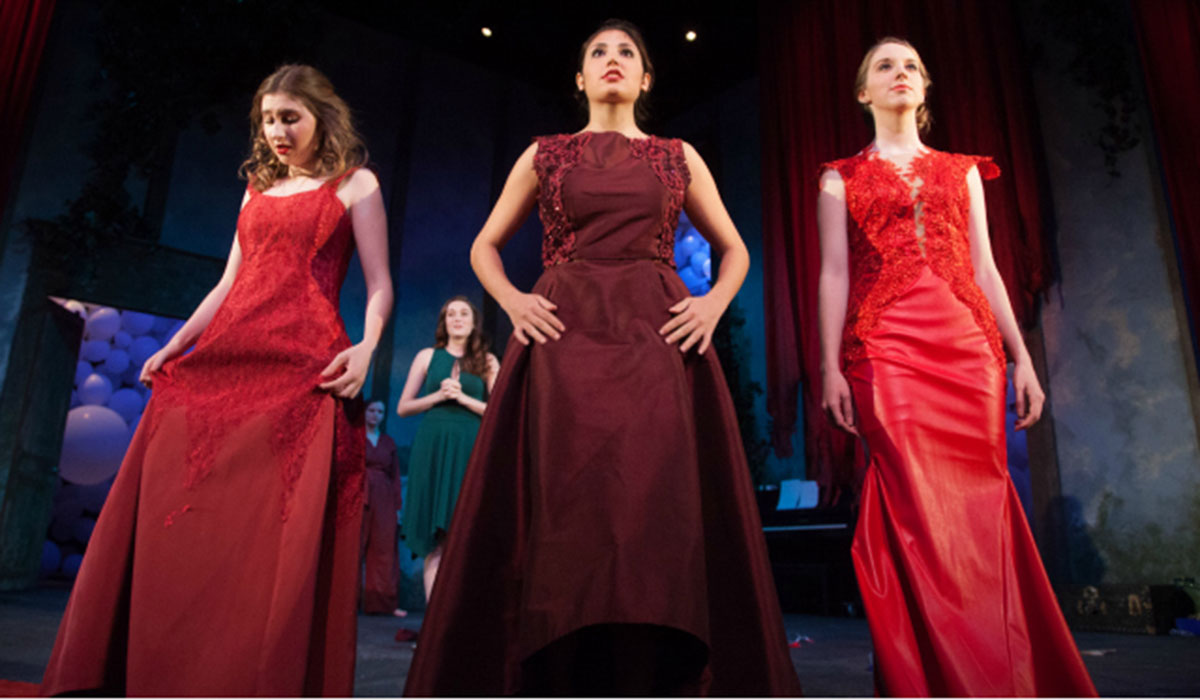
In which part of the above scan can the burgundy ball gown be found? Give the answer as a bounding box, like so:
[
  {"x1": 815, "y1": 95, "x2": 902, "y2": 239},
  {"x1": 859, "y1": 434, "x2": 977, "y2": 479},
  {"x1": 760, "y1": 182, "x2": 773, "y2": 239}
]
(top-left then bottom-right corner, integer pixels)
[{"x1": 403, "y1": 131, "x2": 802, "y2": 696}]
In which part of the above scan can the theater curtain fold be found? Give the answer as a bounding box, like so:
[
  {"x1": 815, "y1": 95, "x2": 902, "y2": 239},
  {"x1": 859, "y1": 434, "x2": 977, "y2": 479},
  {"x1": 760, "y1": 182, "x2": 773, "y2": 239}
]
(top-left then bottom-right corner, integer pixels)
[
  {"x1": 1, "y1": 0, "x2": 57, "y2": 213},
  {"x1": 759, "y1": 0, "x2": 1054, "y2": 499},
  {"x1": 1131, "y1": 0, "x2": 1200, "y2": 374}
]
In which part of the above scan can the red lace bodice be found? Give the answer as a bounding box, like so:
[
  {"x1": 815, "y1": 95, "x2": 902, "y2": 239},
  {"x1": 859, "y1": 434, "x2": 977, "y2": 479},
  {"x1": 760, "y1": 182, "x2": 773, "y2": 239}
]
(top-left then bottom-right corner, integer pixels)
[
  {"x1": 533, "y1": 131, "x2": 690, "y2": 268},
  {"x1": 822, "y1": 147, "x2": 1005, "y2": 371},
  {"x1": 151, "y1": 170, "x2": 365, "y2": 523}
]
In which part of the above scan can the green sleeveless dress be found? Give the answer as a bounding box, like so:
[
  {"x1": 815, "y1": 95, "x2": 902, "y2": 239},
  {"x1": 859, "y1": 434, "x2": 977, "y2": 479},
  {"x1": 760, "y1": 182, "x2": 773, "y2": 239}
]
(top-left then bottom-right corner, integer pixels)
[{"x1": 402, "y1": 347, "x2": 486, "y2": 558}]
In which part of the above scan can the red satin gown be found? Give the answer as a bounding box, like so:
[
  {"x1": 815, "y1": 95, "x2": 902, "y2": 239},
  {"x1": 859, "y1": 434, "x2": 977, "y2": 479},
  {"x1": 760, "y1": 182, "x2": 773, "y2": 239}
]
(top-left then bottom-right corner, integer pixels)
[
  {"x1": 823, "y1": 148, "x2": 1096, "y2": 696},
  {"x1": 404, "y1": 131, "x2": 801, "y2": 696},
  {"x1": 40, "y1": 171, "x2": 366, "y2": 696}
]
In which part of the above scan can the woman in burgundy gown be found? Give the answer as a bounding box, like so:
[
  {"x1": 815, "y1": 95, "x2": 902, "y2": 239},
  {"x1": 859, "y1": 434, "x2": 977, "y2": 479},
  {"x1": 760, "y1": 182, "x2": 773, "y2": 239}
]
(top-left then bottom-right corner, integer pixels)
[
  {"x1": 404, "y1": 20, "x2": 801, "y2": 696},
  {"x1": 40, "y1": 64, "x2": 393, "y2": 696},
  {"x1": 817, "y1": 38, "x2": 1095, "y2": 696},
  {"x1": 361, "y1": 399, "x2": 404, "y2": 615}
]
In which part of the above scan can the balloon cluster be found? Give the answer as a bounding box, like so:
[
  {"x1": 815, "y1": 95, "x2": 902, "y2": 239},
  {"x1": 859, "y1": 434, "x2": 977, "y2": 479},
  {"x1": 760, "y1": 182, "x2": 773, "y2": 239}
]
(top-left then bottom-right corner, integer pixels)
[
  {"x1": 42, "y1": 299, "x2": 182, "y2": 579},
  {"x1": 673, "y1": 213, "x2": 712, "y2": 296}
]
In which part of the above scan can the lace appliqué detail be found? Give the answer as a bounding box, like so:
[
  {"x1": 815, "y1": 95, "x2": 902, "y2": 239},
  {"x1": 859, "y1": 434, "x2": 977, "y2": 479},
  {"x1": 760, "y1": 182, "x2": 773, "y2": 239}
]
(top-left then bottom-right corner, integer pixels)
[
  {"x1": 628, "y1": 137, "x2": 691, "y2": 266},
  {"x1": 154, "y1": 180, "x2": 366, "y2": 525},
  {"x1": 823, "y1": 149, "x2": 1005, "y2": 372},
  {"x1": 533, "y1": 134, "x2": 584, "y2": 267}
]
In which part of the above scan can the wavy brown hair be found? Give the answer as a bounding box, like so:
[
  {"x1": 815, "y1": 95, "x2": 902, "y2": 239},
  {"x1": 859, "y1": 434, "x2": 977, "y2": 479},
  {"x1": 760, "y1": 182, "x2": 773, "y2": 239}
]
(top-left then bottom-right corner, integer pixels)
[
  {"x1": 576, "y1": 19, "x2": 655, "y2": 126},
  {"x1": 855, "y1": 37, "x2": 933, "y2": 134},
  {"x1": 434, "y1": 296, "x2": 490, "y2": 378},
  {"x1": 239, "y1": 64, "x2": 368, "y2": 192}
]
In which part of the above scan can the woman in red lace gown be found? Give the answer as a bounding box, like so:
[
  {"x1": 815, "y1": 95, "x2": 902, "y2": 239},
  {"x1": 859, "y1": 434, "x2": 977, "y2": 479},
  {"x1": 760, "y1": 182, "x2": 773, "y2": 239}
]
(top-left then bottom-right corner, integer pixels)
[
  {"x1": 817, "y1": 39, "x2": 1095, "y2": 696},
  {"x1": 40, "y1": 65, "x2": 393, "y2": 696},
  {"x1": 404, "y1": 20, "x2": 801, "y2": 696}
]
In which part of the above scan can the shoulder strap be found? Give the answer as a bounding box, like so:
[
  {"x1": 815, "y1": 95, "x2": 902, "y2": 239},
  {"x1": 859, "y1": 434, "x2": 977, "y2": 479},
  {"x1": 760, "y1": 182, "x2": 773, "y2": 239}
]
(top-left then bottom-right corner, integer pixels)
[{"x1": 327, "y1": 166, "x2": 360, "y2": 190}]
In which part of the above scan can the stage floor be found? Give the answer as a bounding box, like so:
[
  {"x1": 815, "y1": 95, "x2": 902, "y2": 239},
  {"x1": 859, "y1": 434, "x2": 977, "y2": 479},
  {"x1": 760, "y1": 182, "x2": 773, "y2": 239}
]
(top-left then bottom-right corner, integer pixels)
[{"x1": 2, "y1": 585, "x2": 1198, "y2": 696}]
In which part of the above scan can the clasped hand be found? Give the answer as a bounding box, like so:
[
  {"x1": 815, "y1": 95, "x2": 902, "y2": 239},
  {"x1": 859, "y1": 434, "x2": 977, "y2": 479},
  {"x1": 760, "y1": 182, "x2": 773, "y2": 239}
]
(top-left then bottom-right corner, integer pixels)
[
  {"x1": 439, "y1": 377, "x2": 463, "y2": 403},
  {"x1": 318, "y1": 342, "x2": 374, "y2": 398}
]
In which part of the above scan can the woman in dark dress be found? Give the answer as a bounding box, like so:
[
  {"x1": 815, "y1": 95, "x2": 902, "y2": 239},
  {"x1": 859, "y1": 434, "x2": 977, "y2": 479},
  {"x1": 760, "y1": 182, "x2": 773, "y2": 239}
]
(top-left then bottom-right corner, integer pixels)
[
  {"x1": 40, "y1": 64, "x2": 392, "y2": 696},
  {"x1": 361, "y1": 398, "x2": 404, "y2": 615},
  {"x1": 404, "y1": 20, "x2": 801, "y2": 696},
  {"x1": 817, "y1": 38, "x2": 1095, "y2": 696}
]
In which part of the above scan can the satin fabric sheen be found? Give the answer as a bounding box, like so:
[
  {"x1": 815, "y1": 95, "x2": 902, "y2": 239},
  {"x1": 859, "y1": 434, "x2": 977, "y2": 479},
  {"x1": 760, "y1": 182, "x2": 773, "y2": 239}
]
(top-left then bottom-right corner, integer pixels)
[
  {"x1": 847, "y1": 263, "x2": 1097, "y2": 694},
  {"x1": 403, "y1": 132, "x2": 801, "y2": 695},
  {"x1": 40, "y1": 174, "x2": 366, "y2": 696}
]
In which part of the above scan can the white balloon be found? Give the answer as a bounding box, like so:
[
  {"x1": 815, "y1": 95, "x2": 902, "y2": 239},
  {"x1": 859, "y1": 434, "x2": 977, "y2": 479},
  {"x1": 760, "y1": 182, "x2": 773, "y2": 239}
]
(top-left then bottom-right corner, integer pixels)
[
  {"x1": 120, "y1": 310, "x2": 155, "y2": 336},
  {"x1": 101, "y1": 349, "x2": 130, "y2": 377},
  {"x1": 78, "y1": 373, "x2": 113, "y2": 406},
  {"x1": 74, "y1": 360, "x2": 92, "y2": 387},
  {"x1": 80, "y1": 339, "x2": 110, "y2": 363},
  {"x1": 58, "y1": 405, "x2": 130, "y2": 485},
  {"x1": 129, "y1": 335, "x2": 161, "y2": 367},
  {"x1": 62, "y1": 300, "x2": 88, "y2": 320},
  {"x1": 107, "y1": 388, "x2": 144, "y2": 424},
  {"x1": 84, "y1": 307, "x2": 121, "y2": 342},
  {"x1": 112, "y1": 330, "x2": 132, "y2": 349}
]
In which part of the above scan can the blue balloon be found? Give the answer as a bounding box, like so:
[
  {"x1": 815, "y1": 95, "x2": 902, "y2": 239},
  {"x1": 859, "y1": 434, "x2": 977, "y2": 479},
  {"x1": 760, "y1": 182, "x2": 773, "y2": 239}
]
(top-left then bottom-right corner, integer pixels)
[
  {"x1": 72, "y1": 517, "x2": 97, "y2": 545},
  {"x1": 102, "y1": 349, "x2": 130, "y2": 377},
  {"x1": 78, "y1": 373, "x2": 113, "y2": 406},
  {"x1": 108, "y1": 388, "x2": 144, "y2": 423},
  {"x1": 112, "y1": 330, "x2": 132, "y2": 350},
  {"x1": 41, "y1": 541, "x2": 61, "y2": 577},
  {"x1": 677, "y1": 232, "x2": 700, "y2": 259},
  {"x1": 701, "y1": 257, "x2": 711, "y2": 279},
  {"x1": 129, "y1": 335, "x2": 161, "y2": 368},
  {"x1": 61, "y1": 553, "x2": 84, "y2": 578},
  {"x1": 81, "y1": 339, "x2": 110, "y2": 363},
  {"x1": 75, "y1": 360, "x2": 92, "y2": 387},
  {"x1": 678, "y1": 266, "x2": 704, "y2": 294},
  {"x1": 121, "y1": 310, "x2": 155, "y2": 336},
  {"x1": 689, "y1": 250, "x2": 710, "y2": 275}
]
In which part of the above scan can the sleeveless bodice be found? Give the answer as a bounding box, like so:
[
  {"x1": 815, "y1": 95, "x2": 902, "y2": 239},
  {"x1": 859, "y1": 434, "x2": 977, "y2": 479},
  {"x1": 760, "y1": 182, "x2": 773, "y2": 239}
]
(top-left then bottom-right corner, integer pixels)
[
  {"x1": 821, "y1": 148, "x2": 1005, "y2": 371},
  {"x1": 533, "y1": 131, "x2": 690, "y2": 267},
  {"x1": 421, "y1": 348, "x2": 486, "y2": 422},
  {"x1": 153, "y1": 173, "x2": 363, "y2": 521}
]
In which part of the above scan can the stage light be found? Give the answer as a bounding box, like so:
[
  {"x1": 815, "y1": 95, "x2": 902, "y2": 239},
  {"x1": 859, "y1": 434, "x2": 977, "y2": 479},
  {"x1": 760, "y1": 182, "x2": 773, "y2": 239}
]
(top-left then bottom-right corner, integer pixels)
[
  {"x1": 481, "y1": 27, "x2": 493, "y2": 38},
  {"x1": 685, "y1": 30, "x2": 697, "y2": 42}
]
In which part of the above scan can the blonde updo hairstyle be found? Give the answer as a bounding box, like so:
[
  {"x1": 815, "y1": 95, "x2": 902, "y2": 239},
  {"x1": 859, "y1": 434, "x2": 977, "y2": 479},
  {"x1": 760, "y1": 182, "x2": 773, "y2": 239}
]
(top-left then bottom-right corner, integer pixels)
[
  {"x1": 239, "y1": 64, "x2": 368, "y2": 192},
  {"x1": 854, "y1": 37, "x2": 933, "y2": 134}
]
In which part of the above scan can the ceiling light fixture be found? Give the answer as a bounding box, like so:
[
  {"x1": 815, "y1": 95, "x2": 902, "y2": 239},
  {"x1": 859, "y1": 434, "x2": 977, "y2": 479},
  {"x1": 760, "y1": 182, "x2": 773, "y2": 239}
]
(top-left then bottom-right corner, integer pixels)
[
  {"x1": 685, "y1": 30, "x2": 697, "y2": 42},
  {"x1": 481, "y1": 27, "x2": 493, "y2": 38}
]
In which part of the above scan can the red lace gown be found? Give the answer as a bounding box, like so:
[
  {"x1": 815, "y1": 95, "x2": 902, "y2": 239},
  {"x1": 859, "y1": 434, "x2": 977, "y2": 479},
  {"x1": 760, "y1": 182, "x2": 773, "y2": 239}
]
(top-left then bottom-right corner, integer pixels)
[
  {"x1": 40, "y1": 172, "x2": 366, "y2": 696},
  {"x1": 404, "y1": 131, "x2": 801, "y2": 696},
  {"x1": 823, "y1": 148, "x2": 1096, "y2": 696}
]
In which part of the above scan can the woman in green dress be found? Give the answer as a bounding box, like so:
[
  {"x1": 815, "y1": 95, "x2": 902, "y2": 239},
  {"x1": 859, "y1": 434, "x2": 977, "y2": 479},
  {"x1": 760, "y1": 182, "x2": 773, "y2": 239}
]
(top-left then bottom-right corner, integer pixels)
[{"x1": 397, "y1": 296, "x2": 498, "y2": 601}]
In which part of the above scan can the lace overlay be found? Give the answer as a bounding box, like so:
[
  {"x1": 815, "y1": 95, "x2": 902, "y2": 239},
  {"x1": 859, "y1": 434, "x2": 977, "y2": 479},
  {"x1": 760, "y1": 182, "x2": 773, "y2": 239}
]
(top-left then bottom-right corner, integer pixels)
[
  {"x1": 628, "y1": 136, "x2": 691, "y2": 264},
  {"x1": 153, "y1": 170, "x2": 366, "y2": 524},
  {"x1": 822, "y1": 148, "x2": 1005, "y2": 371},
  {"x1": 534, "y1": 132, "x2": 690, "y2": 268}
]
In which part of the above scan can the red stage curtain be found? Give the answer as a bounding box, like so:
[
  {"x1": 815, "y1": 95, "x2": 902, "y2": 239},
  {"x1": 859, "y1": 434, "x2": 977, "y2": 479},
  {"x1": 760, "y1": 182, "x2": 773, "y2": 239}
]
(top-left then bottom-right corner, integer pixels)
[
  {"x1": 0, "y1": 0, "x2": 57, "y2": 212},
  {"x1": 1131, "y1": 0, "x2": 1200, "y2": 373},
  {"x1": 759, "y1": 0, "x2": 1054, "y2": 500}
]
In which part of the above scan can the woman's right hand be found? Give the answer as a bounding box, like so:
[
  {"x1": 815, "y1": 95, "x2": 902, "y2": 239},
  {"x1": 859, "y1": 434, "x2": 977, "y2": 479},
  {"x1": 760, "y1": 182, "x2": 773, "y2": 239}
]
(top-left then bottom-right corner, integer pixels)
[
  {"x1": 502, "y1": 292, "x2": 564, "y2": 345},
  {"x1": 139, "y1": 346, "x2": 178, "y2": 388},
  {"x1": 821, "y1": 368, "x2": 859, "y2": 436}
]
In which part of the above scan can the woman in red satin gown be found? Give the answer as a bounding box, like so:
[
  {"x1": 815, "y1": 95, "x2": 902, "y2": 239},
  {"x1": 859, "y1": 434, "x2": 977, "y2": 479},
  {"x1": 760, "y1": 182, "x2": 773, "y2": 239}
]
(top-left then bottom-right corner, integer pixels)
[
  {"x1": 817, "y1": 38, "x2": 1096, "y2": 696},
  {"x1": 40, "y1": 65, "x2": 393, "y2": 696},
  {"x1": 404, "y1": 20, "x2": 801, "y2": 696},
  {"x1": 361, "y1": 399, "x2": 404, "y2": 615}
]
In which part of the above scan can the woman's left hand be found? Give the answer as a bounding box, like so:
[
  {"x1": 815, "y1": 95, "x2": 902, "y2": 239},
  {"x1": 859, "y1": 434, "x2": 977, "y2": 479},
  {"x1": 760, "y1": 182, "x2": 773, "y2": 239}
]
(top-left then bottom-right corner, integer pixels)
[
  {"x1": 659, "y1": 295, "x2": 725, "y2": 354},
  {"x1": 1012, "y1": 360, "x2": 1045, "y2": 431},
  {"x1": 318, "y1": 342, "x2": 374, "y2": 398}
]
